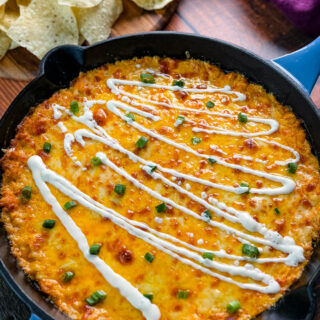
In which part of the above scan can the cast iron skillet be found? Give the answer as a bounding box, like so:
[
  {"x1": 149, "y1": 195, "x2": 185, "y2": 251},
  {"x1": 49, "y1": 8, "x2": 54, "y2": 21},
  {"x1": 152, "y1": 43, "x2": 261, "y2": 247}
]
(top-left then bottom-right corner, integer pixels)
[{"x1": 0, "y1": 32, "x2": 320, "y2": 320}]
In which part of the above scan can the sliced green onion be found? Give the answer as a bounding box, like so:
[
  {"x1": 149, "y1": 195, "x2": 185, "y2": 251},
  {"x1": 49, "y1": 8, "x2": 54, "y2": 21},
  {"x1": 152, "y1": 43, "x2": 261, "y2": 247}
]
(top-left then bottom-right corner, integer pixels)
[
  {"x1": 242, "y1": 243, "x2": 260, "y2": 258},
  {"x1": 206, "y1": 101, "x2": 215, "y2": 109},
  {"x1": 43, "y1": 142, "x2": 51, "y2": 153},
  {"x1": 191, "y1": 137, "x2": 201, "y2": 145},
  {"x1": 238, "y1": 112, "x2": 248, "y2": 124},
  {"x1": 173, "y1": 80, "x2": 185, "y2": 88},
  {"x1": 62, "y1": 271, "x2": 75, "y2": 283},
  {"x1": 208, "y1": 158, "x2": 216, "y2": 164},
  {"x1": 240, "y1": 182, "x2": 250, "y2": 194},
  {"x1": 140, "y1": 73, "x2": 155, "y2": 84},
  {"x1": 136, "y1": 136, "x2": 148, "y2": 149},
  {"x1": 125, "y1": 113, "x2": 135, "y2": 121},
  {"x1": 70, "y1": 101, "x2": 79, "y2": 114},
  {"x1": 89, "y1": 243, "x2": 102, "y2": 255},
  {"x1": 148, "y1": 165, "x2": 157, "y2": 173},
  {"x1": 287, "y1": 162, "x2": 298, "y2": 174},
  {"x1": 114, "y1": 184, "x2": 126, "y2": 195},
  {"x1": 21, "y1": 186, "x2": 32, "y2": 200},
  {"x1": 144, "y1": 252, "x2": 154, "y2": 263},
  {"x1": 42, "y1": 219, "x2": 56, "y2": 229},
  {"x1": 63, "y1": 201, "x2": 77, "y2": 211},
  {"x1": 177, "y1": 290, "x2": 189, "y2": 299},
  {"x1": 143, "y1": 293, "x2": 153, "y2": 302},
  {"x1": 155, "y1": 202, "x2": 166, "y2": 213},
  {"x1": 274, "y1": 208, "x2": 280, "y2": 215},
  {"x1": 202, "y1": 252, "x2": 214, "y2": 260},
  {"x1": 201, "y1": 209, "x2": 212, "y2": 222},
  {"x1": 85, "y1": 290, "x2": 107, "y2": 306},
  {"x1": 175, "y1": 115, "x2": 185, "y2": 127},
  {"x1": 227, "y1": 300, "x2": 241, "y2": 313},
  {"x1": 91, "y1": 156, "x2": 102, "y2": 166}
]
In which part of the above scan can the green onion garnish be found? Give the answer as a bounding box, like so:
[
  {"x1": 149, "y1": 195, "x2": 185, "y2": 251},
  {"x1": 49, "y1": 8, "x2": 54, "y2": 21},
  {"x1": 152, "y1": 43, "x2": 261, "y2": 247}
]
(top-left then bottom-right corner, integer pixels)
[
  {"x1": 155, "y1": 203, "x2": 166, "y2": 213},
  {"x1": 136, "y1": 136, "x2": 148, "y2": 149},
  {"x1": 89, "y1": 243, "x2": 102, "y2": 255},
  {"x1": 144, "y1": 252, "x2": 154, "y2": 263},
  {"x1": 114, "y1": 184, "x2": 126, "y2": 195},
  {"x1": 125, "y1": 113, "x2": 135, "y2": 121},
  {"x1": 85, "y1": 290, "x2": 107, "y2": 306},
  {"x1": 227, "y1": 300, "x2": 241, "y2": 313},
  {"x1": 43, "y1": 142, "x2": 51, "y2": 153},
  {"x1": 143, "y1": 293, "x2": 153, "y2": 302},
  {"x1": 238, "y1": 112, "x2": 248, "y2": 124},
  {"x1": 240, "y1": 182, "x2": 250, "y2": 194},
  {"x1": 149, "y1": 165, "x2": 157, "y2": 173},
  {"x1": 91, "y1": 156, "x2": 102, "y2": 166},
  {"x1": 287, "y1": 162, "x2": 298, "y2": 174},
  {"x1": 206, "y1": 101, "x2": 215, "y2": 109},
  {"x1": 62, "y1": 271, "x2": 75, "y2": 283},
  {"x1": 175, "y1": 115, "x2": 185, "y2": 126},
  {"x1": 173, "y1": 80, "x2": 185, "y2": 88},
  {"x1": 201, "y1": 209, "x2": 211, "y2": 221},
  {"x1": 242, "y1": 243, "x2": 260, "y2": 258},
  {"x1": 140, "y1": 73, "x2": 155, "y2": 84},
  {"x1": 21, "y1": 186, "x2": 32, "y2": 200},
  {"x1": 177, "y1": 290, "x2": 189, "y2": 299},
  {"x1": 191, "y1": 137, "x2": 202, "y2": 145},
  {"x1": 70, "y1": 101, "x2": 79, "y2": 114},
  {"x1": 63, "y1": 201, "x2": 77, "y2": 211},
  {"x1": 42, "y1": 219, "x2": 56, "y2": 229},
  {"x1": 208, "y1": 158, "x2": 216, "y2": 164},
  {"x1": 274, "y1": 208, "x2": 280, "y2": 215},
  {"x1": 202, "y1": 252, "x2": 214, "y2": 260}
]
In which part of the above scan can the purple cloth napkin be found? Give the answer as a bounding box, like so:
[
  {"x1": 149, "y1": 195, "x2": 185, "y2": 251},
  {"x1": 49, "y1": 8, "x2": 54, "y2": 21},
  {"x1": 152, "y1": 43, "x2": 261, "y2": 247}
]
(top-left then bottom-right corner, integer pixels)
[{"x1": 270, "y1": 0, "x2": 320, "y2": 35}]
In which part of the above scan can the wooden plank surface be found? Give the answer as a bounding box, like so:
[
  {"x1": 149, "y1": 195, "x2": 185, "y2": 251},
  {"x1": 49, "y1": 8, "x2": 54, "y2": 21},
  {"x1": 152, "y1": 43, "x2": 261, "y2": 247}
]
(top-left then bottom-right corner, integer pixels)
[
  {"x1": 0, "y1": 1, "x2": 319, "y2": 319},
  {"x1": 0, "y1": 0, "x2": 179, "y2": 82}
]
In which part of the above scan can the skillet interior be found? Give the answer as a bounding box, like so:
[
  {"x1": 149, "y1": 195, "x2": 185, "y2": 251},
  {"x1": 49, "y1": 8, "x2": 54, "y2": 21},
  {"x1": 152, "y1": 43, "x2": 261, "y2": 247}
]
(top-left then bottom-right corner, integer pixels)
[{"x1": 0, "y1": 32, "x2": 320, "y2": 320}]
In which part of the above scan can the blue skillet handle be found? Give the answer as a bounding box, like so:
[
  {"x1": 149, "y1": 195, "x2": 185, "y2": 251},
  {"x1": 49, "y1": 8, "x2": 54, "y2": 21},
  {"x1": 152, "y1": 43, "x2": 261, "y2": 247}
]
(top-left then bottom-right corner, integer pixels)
[
  {"x1": 29, "y1": 314, "x2": 42, "y2": 320},
  {"x1": 273, "y1": 36, "x2": 320, "y2": 95}
]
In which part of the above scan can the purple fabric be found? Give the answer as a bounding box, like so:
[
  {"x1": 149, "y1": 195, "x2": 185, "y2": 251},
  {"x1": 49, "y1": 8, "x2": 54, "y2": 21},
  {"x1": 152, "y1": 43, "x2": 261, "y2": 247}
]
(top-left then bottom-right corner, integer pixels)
[{"x1": 270, "y1": 0, "x2": 320, "y2": 35}]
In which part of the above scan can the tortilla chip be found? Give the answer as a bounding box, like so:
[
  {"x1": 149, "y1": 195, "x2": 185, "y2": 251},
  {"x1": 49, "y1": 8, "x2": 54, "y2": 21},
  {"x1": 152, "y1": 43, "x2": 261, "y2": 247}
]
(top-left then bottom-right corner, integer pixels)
[
  {"x1": 58, "y1": 0, "x2": 103, "y2": 8},
  {"x1": 7, "y1": 0, "x2": 78, "y2": 59},
  {"x1": 0, "y1": 29, "x2": 11, "y2": 59},
  {"x1": 130, "y1": 0, "x2": 174, "y2": 10},
  {"x1": 9, "y1": 39, "x2": 18, "y2": 49},
  {"x1": 0, "y1": 0, "x2": 19, "y2": 32},
  {"x1": 76, "y1": 0, "x2": 122, "y2": 45},
  {"x1": 16, "y1": 0, "x2": 30, "y2": 5}
]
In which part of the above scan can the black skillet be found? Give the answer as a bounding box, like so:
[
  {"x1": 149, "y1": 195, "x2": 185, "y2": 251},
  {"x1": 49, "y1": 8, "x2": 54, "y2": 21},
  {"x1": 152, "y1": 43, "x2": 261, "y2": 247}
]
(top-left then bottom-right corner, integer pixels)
[{"x1": 0, "y1": 32, "x2": 319, "y2": 320}]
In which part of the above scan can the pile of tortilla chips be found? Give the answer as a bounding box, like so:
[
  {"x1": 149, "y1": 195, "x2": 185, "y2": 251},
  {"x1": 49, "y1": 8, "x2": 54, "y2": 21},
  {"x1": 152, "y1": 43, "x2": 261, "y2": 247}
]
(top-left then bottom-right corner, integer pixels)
[{"x1": 0, "y1": 0, "x2": 174, "y2": 60}]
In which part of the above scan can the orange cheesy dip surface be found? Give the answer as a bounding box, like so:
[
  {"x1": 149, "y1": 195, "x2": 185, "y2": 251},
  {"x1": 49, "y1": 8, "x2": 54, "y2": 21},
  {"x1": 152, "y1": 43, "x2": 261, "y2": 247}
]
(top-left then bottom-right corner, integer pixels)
[{"x1": 1, "y1": 57, "x2": 320, "y2": 320}]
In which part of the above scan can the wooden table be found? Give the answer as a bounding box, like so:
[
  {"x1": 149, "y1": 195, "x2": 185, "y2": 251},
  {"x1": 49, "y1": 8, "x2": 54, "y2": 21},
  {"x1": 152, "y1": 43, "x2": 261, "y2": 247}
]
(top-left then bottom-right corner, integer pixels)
[{"x1": 0, "y1": 0, "x2": 319, "y2": 319}]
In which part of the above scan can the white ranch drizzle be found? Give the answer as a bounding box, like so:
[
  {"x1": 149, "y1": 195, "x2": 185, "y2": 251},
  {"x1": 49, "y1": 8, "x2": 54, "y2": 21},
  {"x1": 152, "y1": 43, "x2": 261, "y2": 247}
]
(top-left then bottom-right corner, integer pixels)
[
  {"x1": 107, "y1": 78, "x2": 247, "y2": 102},
  {"x1": 210, "y1": 144, "x2": 227, "y2": 155},
  {"x1": 105, "y1": 100, "x2": 295, "y2": 195},
  {"x1": 73, "y1": 129, "x2": 303, "y2": 267},
  {"x1": 107, "y1": 78, "x2": 280, "y2": 138},
  {"x1": 145, "y1": 68, "x2": 170, "y2": 79},
  {"x1": 255, "y1": 138, "x2": 300, "y2": 165},
  {"x1": 52, "y1": 103, "x2": 65, "y2": 120},
  {"x1": 57, "y1": 122, "x2": 67, "y2": 133},
  {"x1": 233, "y1": 154, "x2": 268, "y2": 165},
  {"x1": 27, "y1": 155, "x2": 280, "y2": 294},
  {"x1": 28, "y1": 156, "x2": 161, "y2": 320}
]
